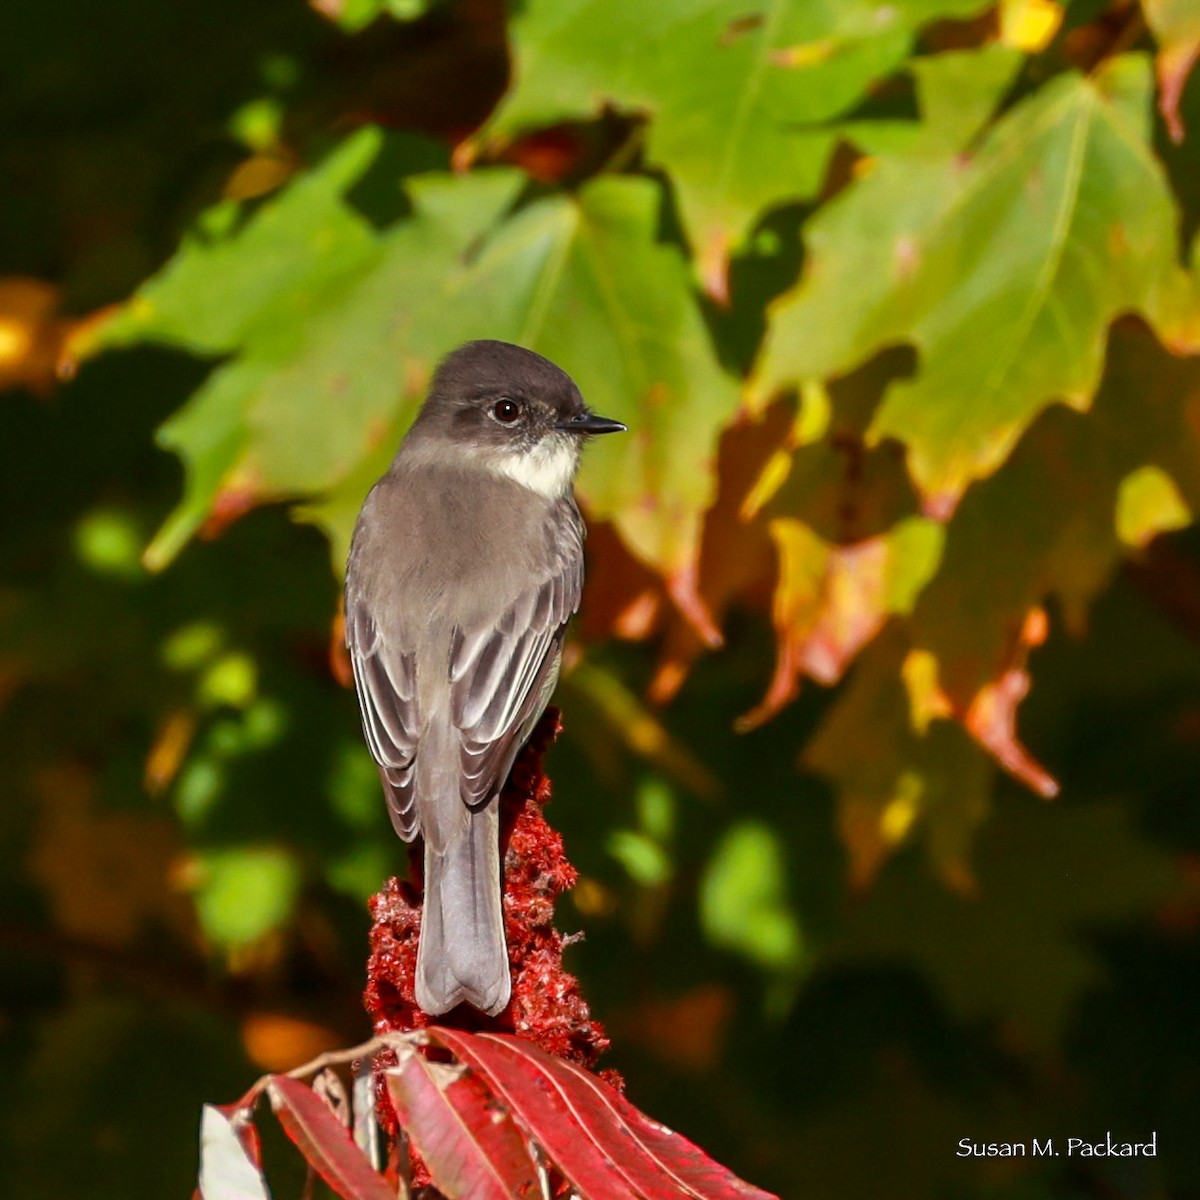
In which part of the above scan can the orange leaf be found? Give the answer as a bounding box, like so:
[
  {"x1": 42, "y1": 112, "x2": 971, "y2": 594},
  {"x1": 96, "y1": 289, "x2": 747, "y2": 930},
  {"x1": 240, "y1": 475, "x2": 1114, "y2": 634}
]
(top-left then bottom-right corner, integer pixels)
[{"x1": 0, "y1": 277, "x2": 74, "y2": 396}]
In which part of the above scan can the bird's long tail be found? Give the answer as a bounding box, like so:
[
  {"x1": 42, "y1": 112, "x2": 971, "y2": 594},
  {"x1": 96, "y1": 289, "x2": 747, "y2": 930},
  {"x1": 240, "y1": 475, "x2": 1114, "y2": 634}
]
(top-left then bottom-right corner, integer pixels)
[{"x1": 415, "y1": 802, "x2": 511, "y2": 1016}]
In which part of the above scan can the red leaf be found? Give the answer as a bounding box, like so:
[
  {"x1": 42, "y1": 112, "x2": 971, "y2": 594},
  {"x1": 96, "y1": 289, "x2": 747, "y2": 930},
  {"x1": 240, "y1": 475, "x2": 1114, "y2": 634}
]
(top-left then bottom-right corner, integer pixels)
[
  {"x1": 385, "y1": 1046, "x2": 541, "y2": 1199},
  {"x1": 266, "y1": 1074, "x2": 393, "y2": 1200},
  {"x1": 198, "y1": 1103, "x2": 270, "y2": 1200},
  {"x1": 433, "y1": 1029, "x2": 779, "y2": 1200}
]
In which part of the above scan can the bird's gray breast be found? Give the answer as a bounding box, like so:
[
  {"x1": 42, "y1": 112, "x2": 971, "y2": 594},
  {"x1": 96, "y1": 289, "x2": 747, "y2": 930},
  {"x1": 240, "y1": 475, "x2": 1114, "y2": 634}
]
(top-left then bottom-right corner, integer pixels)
[{"x1": 349, "y1": 462, "x2": 578, "y2": 648}]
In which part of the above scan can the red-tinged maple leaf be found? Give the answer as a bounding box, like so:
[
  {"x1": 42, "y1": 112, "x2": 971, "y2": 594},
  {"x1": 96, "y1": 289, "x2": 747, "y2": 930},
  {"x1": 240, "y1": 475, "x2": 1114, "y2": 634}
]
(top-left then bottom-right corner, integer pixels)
[
  {"x1": 200, "y1": 464, "x2": 263, "y2": 541},
  {"x1": 739, "y1": 523, "x2": 910, "y2": 731},
  {"x1": 963, "y1": 608, "x2": 1058, "y2": 798}
]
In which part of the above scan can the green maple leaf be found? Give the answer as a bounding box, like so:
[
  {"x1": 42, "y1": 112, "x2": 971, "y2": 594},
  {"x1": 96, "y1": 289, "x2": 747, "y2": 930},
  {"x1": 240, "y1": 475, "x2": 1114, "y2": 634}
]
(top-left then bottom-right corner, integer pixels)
[
  {"x1": 92, "y1": 129, "x2": 524, "y2": 568},
  {"x1": 485, "y1": 0, "x2": 990, "y2": 289},
  {"x1": 755, "y1": 54, "x2": 1190, "y2": 507}
]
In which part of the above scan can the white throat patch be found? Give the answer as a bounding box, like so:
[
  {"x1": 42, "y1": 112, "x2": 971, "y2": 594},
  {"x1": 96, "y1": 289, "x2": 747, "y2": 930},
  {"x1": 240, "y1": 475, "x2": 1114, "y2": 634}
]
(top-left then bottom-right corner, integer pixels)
[{"x1": 489, "y1": 436, "x2": 579, "y2": 499}]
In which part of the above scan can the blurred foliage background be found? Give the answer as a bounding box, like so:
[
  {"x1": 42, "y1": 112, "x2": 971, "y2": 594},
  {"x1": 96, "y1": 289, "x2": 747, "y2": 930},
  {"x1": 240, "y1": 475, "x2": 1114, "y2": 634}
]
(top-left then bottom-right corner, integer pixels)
[{"x1": 3, "y1": 0, "x2": 1200, "y2": 1196}]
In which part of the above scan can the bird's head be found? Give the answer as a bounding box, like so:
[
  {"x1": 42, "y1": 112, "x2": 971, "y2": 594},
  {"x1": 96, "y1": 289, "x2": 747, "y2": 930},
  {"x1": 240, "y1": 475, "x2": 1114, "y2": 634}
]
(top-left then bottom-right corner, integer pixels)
[{"x1": 406, "y1": 340, "x2": 625, "y2": 498}]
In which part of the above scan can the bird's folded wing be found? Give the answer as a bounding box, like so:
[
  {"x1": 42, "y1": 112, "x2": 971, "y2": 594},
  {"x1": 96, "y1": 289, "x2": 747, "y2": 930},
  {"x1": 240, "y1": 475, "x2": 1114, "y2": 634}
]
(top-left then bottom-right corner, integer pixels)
[{"x1": 449, "y1": 508, "x2": 583, "y2": 808}]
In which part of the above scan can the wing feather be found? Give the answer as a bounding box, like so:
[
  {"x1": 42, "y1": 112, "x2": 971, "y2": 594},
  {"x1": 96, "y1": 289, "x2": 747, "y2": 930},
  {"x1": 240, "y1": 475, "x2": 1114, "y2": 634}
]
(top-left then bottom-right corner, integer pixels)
[{"x1": 346, "y1": 602, "x2": 421, "y2": 841}]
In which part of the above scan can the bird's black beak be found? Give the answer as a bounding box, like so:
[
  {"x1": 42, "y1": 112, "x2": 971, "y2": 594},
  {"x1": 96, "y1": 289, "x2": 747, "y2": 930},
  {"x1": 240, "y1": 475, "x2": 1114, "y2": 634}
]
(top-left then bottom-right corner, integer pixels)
[{"x1": 554, "y1": 412, "x2": 627, "y2": 435}]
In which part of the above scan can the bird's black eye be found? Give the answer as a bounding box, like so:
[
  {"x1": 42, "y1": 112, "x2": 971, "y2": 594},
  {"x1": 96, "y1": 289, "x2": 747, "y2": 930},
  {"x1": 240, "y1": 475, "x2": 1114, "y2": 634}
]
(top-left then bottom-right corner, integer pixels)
[{"x1": 491, "y1": 398, "x2": 521, "y2": 424}]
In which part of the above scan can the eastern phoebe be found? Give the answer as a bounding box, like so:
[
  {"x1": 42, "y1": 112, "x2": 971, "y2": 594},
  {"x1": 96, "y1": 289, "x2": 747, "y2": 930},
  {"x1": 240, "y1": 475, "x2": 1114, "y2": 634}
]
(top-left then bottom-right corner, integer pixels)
[{"x1": 345, "y1": 340, "x2": 625, "y2": 1015}]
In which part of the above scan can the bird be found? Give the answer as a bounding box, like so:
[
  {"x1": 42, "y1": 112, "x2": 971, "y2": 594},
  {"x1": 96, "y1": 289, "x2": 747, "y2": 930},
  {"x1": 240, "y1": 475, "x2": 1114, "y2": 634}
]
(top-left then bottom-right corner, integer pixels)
[{"x1": 344, "y1": 340, "x2": 625, "y2": 1015}]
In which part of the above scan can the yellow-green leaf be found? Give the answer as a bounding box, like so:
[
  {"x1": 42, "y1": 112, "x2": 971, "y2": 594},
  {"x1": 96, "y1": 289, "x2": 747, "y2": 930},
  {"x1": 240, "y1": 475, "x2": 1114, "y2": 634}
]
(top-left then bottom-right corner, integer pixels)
[{"x1": 755, "y1": 56, "x2": 1189, "y2": 508}]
